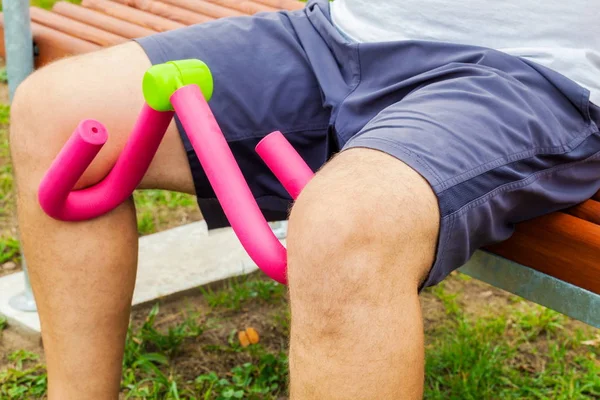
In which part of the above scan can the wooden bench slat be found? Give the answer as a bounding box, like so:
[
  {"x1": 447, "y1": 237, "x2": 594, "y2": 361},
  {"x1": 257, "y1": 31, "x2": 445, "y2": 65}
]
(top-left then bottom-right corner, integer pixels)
[
  {"x1": 30, "y1": 6, "x2": 126, "y2": 47},
  {"x1": 0, "y1": 14, "x2": 100, "y2": 66},
  {"x1": 31, "y1": 20, "x2": 101, "y2": 64},
  {"x1": 203, "y1": 0, "x2": 279, "y2": 14},
  {"x1": 53, "y1": 1, "x2": 157, "y2": 38},
  {"x1": 156, "y1": 0, "x2": 245, "y2": 19},
  {"x1": 82, "y1": 0, "x2": 185, "y2": 32},
  {"x1": 252, "y1": 0, "x2": 305, "y2": 11},
  {"x1": 564, "y1": 199, "x2": 600, "y2": 225},
  {"x1": 113, "y1": 0, "x2": 214, "y2": 25},
  {"x1": 485, "y1": 212, "x2": 600, "y2": 294},
  {"x1": 1, "y1": 19, "x2": 98, "y2": 66}
]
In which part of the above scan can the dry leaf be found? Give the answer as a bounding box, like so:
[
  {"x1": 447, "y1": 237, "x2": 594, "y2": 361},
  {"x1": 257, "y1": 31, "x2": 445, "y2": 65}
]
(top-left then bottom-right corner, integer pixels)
[
  {"x1": 238, "y1": 330, "x2": 251, "y2": 347},
  {"x1": 581, "y1": 337, "x2": 600, "y2": 346},
  {"x1": 246, "y1": 327, "x2": 260, "y2": 344},
  {"x1": 2, "y1": 262, "x2": 17, "y2": 270}
]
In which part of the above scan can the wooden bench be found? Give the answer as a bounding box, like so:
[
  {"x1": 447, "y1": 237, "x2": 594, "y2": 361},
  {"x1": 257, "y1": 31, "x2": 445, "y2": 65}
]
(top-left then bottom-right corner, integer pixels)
[
  {"x1": 1, "y1": 0, "x2": 598, "y2": 328},
  {"x1": 0, "y1": 0, "x2": 304, "y2": 67}
]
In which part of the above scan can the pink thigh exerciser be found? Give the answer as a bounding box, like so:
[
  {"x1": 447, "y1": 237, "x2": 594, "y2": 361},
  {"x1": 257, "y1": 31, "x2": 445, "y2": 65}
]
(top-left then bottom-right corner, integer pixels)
[{"x1": 38, "y1": 60, "x2": 314, "y2": 284}]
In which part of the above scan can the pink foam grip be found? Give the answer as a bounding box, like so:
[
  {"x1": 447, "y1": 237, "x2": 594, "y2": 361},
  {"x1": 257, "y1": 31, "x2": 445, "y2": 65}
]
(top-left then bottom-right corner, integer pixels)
[
  {"x1": 171, "y1": 85, "x2": 314, "y2": 284},
  {"x1": 255, "y1": 131, "x2": 314, "y2": 199},
  {"x1": 38, "y1": 105, "x2": 174, "y2": 220}
]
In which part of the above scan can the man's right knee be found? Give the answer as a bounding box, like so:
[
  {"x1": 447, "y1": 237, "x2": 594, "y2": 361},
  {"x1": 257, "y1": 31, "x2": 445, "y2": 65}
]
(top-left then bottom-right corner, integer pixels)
[
  {"x1": 10, "y1": 69, "x2": 65, "y2": 193},
  {"x1": 10, "y1": 70, "x2": 100, "y2": 194},
  {"x1": 10, "y1": 43, "x2": 152, "y2": 193}
]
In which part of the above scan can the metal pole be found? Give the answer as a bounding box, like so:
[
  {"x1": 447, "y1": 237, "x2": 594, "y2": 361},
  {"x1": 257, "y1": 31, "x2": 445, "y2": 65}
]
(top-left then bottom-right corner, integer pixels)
[
  {"x1": 4, "y1": 0, "x2": 37, "y2": 312},
  {"x1": 9, "y1": 260, "x2": 37, "y2": 312},
  {"x1": 4, "y1": 0, "x2": 34, "y2": 101}
]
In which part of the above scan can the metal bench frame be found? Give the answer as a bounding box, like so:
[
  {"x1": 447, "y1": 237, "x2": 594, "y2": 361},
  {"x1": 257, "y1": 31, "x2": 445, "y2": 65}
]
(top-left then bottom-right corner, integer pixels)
[
  {"x1": 459, "y1": 252, "x2": 600, "y2": 328},
  {"x1": 3, "y1": 0, "x2": 599, "y2": 329},
  {"x1": 4, "y1": 0, "x2": 36, "y2": 313}
]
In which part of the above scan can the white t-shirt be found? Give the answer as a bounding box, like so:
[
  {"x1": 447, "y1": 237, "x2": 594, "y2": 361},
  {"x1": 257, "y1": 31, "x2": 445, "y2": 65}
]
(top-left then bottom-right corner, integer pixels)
[{"x1": 331, "y1": 0, "x2": 600, "y2": 105}]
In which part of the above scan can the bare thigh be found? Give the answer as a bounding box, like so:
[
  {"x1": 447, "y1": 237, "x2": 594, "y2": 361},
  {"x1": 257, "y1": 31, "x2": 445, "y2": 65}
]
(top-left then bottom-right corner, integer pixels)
[{"x1": 11, "y1": 41, "x2": 194, "y2": 194}]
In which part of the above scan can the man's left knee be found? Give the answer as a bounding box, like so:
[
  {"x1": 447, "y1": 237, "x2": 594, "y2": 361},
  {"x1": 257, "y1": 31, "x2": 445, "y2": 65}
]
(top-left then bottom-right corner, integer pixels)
[{"x1": 286, "y1": 149, "x2": 440, "y2": 294}]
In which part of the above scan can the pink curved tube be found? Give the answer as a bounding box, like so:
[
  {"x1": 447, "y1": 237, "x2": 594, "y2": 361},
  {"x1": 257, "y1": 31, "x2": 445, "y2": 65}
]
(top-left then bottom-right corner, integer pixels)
[
  {"x1": 255, "y1": 131, "x2": 314, "y2": 200},
  {"x1": 38, "y1": 105, "x2": 174, "y2": 220},
  {"x1": 171, "y1": 85, "x2": 314, "y2": 284},
  {"x1": 39, "y1": 84, "x2": 313, "y2": 284}
]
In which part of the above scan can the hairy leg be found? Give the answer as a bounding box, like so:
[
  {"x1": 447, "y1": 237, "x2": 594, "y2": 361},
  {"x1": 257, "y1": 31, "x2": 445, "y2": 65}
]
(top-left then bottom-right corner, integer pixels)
[
  {"x1": 10, "y1": 43, "x2": 194, "y2": 399},
  {"x1": 287, "y1": 148, "x2": 440, "y2": 399}
]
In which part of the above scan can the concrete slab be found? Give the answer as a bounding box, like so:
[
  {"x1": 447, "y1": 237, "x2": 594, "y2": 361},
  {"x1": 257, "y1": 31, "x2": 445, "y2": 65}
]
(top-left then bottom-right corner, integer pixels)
[
  {"x1": 0, "y1": 220, "x2": 284, "y2": 334},
  {"x1": 0, "y1": 271, "x2": 40, "y2": 333},
  {"x1": 133, "y1": 221, "x2": 258, "y2": 305}
]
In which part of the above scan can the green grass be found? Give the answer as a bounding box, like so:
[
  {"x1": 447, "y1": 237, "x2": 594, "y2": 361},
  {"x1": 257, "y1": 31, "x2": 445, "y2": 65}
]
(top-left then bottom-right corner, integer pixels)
[
  {"x1": 0, "y1": 236, "x2": 20, "y2": 264},
  {"x1": 513, "y1": 304, "x2": 567, "y2": 341},
  {"x1": 126, "y1": 303, "x2": 205, "y2": 358},
  {"x1": 0, "y1": 315, "x2": 7, "y2": 331},
  {"x1": 0, "y1": 104, "x2": 18, "y2": 266},
  {"x1": 271, "y1": 308, "x2": 291, "y2": 337},
  {"x1": 194, "y1": 350, "x2": 288, "y2": 400},
  {"x1": 0, "y1": 350, "x2": 47, "y2": 399},
  {"x1": 201, "y1": 276, "x2": 286, "y2": 311},
  {"x1": 424, "y1": 284, "x2": 600, "y2": 399},
  {"x1": 121, "y1": 304, "x2": 206, "y2": 398},
  {"x1": 89, "y1": 300, "x2": 287, "y2": 399},
  {"x1": 1, "y1": 275, "x2": 599, "y2": 399},
  {"x1": 0, "y1": 161, "x2": 13, "y2": 207},
  {"x1": 133, "y1": 190, "x2": 198, "y2": 235},
  {"x1": 0, "y1": 105, "x2": 14, "y2": 217},
  {"x1": 0, "y1": 104, "x2": 8, "y2": 125}
]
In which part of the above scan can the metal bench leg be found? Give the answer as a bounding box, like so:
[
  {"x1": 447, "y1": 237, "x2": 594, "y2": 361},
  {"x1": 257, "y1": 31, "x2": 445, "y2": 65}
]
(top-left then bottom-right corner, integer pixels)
[
  {"x1": 4, "y1": 0, "x2": 37, "y2": 312},
  {"x1": 9, "y1": 262, "x2": 37, "y2": 312},
  {"x1": 4, "y1": 0, "x2": 34, "y2": 101}
]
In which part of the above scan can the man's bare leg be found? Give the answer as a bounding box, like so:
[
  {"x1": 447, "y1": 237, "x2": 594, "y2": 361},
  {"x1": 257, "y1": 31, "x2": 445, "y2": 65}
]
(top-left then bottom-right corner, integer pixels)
[
  {"x1": 10, "y1": 43, "x2": 195, "y2": 399},
  {"x1": 287, "y1": 149, "x2": 439, "y2": 399},
  {"x1": 12, "y1": 41, "x2": 439, "y2": 400}
]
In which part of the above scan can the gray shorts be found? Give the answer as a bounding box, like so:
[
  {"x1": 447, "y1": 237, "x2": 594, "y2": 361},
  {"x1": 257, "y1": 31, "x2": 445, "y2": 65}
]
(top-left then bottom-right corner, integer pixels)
[{"x1": 136, "y1": 0, "x2": 600, "y2": 288}]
